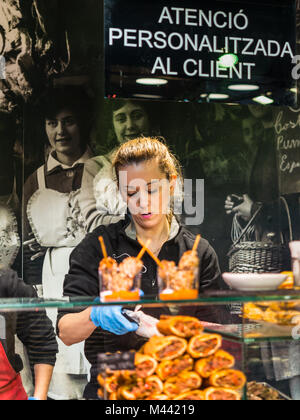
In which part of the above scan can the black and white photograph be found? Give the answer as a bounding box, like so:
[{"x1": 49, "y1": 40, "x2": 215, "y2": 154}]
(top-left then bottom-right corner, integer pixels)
[{"x1": 0, "y1": 0, "x2": 300, "y2": 403}]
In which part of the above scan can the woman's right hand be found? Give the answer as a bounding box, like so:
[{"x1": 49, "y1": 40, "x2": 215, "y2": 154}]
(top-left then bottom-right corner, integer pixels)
[
  {"x1": 225, "y1": 195, "x2": 236, "y2": 215},
  {"x1": 90, "y1": 305, "x2": 139, "y2": 335},
  {"x1": 230, "y1": 194, "x2": 253, "y2": 222},
  {"x1": 225, "y1": 194, "x2": 253, "y2": 221}
]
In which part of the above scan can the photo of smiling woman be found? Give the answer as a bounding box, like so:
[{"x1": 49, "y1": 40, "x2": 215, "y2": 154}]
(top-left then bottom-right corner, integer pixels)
[
  {"x1": 23, "y1": 86, "x2": 94, "y2": 400},
  {"x1": 57, "y1": 137, "x2": 222, "y2": 400},
  {"x1": 79, "y1": 99, "x2": 160, "y2": 232}
]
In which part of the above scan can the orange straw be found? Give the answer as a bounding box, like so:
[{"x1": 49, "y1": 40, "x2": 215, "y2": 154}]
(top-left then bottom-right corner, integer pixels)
[
  {"x1": 192, "y1": 234, "x2": 201, "y2": 254},
  {"x1": 137, "y1": 239, "x2": 151, "y2": 260},
  {"x1": 137, "y1": 237, "x2": 164, "y2": 269},
  {"x1": 99, "y1": 236, "x2": 108, "y2": 259}
]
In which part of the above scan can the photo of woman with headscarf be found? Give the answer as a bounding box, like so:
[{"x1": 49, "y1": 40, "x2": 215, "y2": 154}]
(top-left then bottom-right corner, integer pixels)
[{"x1": 23, "y1": 86, "x2": 94, "y2": 400}]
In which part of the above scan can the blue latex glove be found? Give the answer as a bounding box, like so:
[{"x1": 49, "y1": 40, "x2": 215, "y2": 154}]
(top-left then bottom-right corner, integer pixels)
[
  {"x1": 90, "y1": 305, "x2": 139, "y2": 335},
  {"x1": 28, "y1": 397, "x2": 40, "y2": 400}
]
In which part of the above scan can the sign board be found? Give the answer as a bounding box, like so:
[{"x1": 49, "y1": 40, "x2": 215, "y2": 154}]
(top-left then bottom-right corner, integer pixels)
[
  {"x1": 105, "y1": 0, "x2": 296, "y2": 104},
  {"x1": 275, "y1": 106, "x2": 300, "y2": 194}
]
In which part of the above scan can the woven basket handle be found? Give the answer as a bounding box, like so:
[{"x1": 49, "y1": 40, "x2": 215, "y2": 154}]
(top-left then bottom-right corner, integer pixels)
[
  {"x1": 231, "y1": 204, "x2": 263, "y2": 247},
  {"x1": 232, "y1": 197, "x2": 293, "y2": 247},
  {"x1": 280, "y1": 196, "x2": 294, "y2": 243}
]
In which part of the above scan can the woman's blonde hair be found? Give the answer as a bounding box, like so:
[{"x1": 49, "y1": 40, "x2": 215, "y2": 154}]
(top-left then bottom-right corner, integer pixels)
[{"x1": 112, "y1": 137, "x2": 183, "y2": 224}]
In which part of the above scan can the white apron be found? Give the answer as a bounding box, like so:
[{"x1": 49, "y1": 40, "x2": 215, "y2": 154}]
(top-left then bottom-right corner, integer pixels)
[{"x1": 27, "y1": 166, "x2": 90, "y2": 399}]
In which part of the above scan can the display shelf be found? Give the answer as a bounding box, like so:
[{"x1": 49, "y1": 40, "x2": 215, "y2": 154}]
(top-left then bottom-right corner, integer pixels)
[
  {"x1": 1, "y1": 289, "x2": 300, "y2": 310},
  {"x1": 1, "y1": 292, "x2": 300, "y2": 343},
  {"x1": 205, "y1": 323, "x2": 300, "y2": 343},
  {"x1": 2, "y1": 294, "x2": 295, "y2": 400}
]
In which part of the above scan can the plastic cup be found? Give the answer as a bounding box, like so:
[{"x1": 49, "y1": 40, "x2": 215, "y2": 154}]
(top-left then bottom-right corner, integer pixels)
[
  {"x1": 99, "y1": 267, "x2": 141, "y2": 302},
  {"x1": 158, "y1": 266, "x2": 199, "y2": 301}
]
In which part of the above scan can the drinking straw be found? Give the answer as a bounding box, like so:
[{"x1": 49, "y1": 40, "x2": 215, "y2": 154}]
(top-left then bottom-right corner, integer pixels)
[
  {"x1": 99, "y1": 236, "x2": 108, "y2": 259},
  {"x1": 137, "y1": 239, "x2": 151, "y2": 260},
  {"x1": 137, "y1": 237, "x2": 164, "y2": 269},
  {"x1": 192, "y1": 234, "x2": 201, "y2": 253}
]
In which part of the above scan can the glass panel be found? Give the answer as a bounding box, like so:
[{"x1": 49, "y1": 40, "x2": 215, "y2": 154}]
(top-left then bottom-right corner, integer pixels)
[
  {"x1": 2, "y1": 296, "x2": 300, "y2": 342},
  {"x1": 1, "y1": 293, "x2": 300, "y2": 310},
  {"x1": 2, "y1": 292, "x2": 300, "y2": 309},
  {"x1": 0, "y1": 297, "x2": 299, "y2": 399},
  {"x1": 245, "y1": 340, "x2": 295, "y2": 400},
  {"x1": 97, "y1": 337, "x2": 245, "y2": 401},
  {"x1": 241, "y1": 299, "x2": 300, "y2": 341}
]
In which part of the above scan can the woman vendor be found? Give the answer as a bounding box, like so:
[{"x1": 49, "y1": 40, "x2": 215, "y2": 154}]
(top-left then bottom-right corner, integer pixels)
[
  {"x1": 57, "y1": 137, "x2": 223, "y2": 400},
  {"x1": 23, "y1": 87, "x2": 94, "y2": 400}
]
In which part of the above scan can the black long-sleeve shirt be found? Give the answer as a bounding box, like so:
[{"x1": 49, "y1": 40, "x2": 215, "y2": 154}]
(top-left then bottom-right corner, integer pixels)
[
  {"x1": 57, "y1": 217, "x2": 224, "y2": 399},
  {"x1": 0, "y1": 269, "x2": 58, "y2": 372}
]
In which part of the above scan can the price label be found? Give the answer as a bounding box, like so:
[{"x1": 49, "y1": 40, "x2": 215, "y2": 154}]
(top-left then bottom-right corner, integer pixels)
[{"x1": 98, "y1": 351, "x2": 135, "y2": 373}]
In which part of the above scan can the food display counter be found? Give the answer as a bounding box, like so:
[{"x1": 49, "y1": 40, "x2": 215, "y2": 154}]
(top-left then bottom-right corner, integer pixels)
[{"x1": 2, "y1": 291, "x2": 300, "y2": 400}]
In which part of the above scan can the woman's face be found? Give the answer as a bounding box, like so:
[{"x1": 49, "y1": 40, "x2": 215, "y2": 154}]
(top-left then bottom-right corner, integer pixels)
[
  {"x1": 118, "y1": 158, "x2": 175, "y2": 230},
  {"x1": 113, "y1": 102, "x2": 150, "y2": 144},
  {"x1": 45, "y1": 108, "x2": 82, "y2": 157},
  {"x1": 242, "y1": 118, "x2": 264, "y2": 147},
  {"x1": 248, "y1": 104, "x2": 270, "y2": 119}
]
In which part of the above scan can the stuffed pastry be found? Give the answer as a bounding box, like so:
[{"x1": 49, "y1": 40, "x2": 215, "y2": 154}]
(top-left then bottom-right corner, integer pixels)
[
  {"x1": 157, "y1": 316, "x2": 204, "y2": 338},
  {"x1": 203, "y1": 387, "x2": 241, "y2": 401},
  {"x1": 135, "y1": 353, "x2": 158, "y2": 378},
  {"x1": 144, "y1": 336, "x2": 188, "y2": 361},
  {"x1": 195, "y1": 350, "x2": 235, "y2": 378},
  {"x1": 208, "y1": 369, "x2": 246, "y2": 390},
  {"x1": 156, "y1": 355, "x2": 194, "y2": 380},
  {"x1": 164, "y1": 371, "x2": 202, "y2": 398},
  {"x1": 187, "y1": 334, "x2": 222, "y2": 358}
]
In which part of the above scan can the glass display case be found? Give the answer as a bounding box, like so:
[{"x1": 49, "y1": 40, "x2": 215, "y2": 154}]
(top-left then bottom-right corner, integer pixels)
[{"x1": 2, "y1": 291, "x2": 300, "y2": 400}]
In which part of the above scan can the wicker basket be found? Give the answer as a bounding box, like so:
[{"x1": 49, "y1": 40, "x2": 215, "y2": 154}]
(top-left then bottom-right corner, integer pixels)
[
  {"x1": 228, "y1": 241, "x2": 290, "y2": 273},
  {"x1": 228, "y1": 198, "x2": 292, "y2": 274}
]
